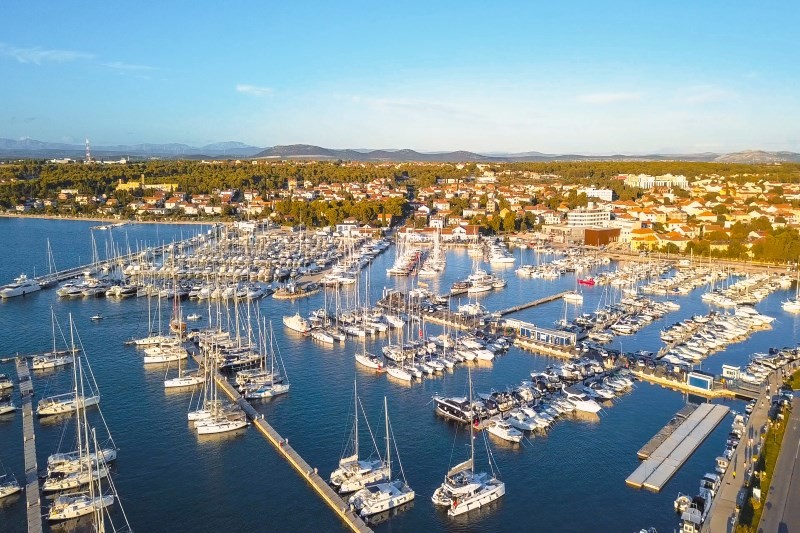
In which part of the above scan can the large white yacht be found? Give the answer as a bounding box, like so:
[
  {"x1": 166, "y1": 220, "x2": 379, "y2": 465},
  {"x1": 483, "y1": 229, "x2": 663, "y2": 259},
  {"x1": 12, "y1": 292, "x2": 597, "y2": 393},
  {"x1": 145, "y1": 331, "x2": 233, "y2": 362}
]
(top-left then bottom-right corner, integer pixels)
[
  {"x1": 0, "y1": 273, "x2": 41, "y2": 298},
  {"x1": 282, "y1": 312, "x2": 311, "y2": 333}
]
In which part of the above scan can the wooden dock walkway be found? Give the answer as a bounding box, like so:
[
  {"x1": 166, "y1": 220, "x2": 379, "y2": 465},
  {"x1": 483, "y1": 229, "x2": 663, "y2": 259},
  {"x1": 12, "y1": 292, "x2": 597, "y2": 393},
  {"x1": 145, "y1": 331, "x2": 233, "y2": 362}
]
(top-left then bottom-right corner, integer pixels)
[
  {"x1": 637, "y1": 403, "x2": 698, "y2": 459},
  {"x1": 190, "y1": 353, "x2": 371, "y2": 533},
  {"x1": 496, "y1": 291, "x2": 570, "y2": 316},
  {"x1": 15, "y1": 358, "x2": 43, "y2": 533},
  {"x1": 626, "y1": 403, "x2": 729, "y2": 492}
]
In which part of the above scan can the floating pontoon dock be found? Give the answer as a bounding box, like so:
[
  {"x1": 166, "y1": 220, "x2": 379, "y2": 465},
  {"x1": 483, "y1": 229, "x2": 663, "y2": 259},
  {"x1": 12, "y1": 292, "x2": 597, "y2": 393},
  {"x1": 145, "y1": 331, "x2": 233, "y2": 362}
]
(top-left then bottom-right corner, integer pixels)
[{"x1": 626, "y1": 403, "x2": 729, "y2": 492}]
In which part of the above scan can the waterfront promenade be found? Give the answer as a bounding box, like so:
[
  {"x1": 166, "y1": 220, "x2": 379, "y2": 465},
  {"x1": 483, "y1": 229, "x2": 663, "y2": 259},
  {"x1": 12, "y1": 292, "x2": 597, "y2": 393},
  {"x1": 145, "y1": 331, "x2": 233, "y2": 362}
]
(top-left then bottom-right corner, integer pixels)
[
  {"x1": 758, "y1": 396, "x2": 800, "y2": 533},
  {"x1": 703, "y1": 369, "x2": 785, "y2": 533}
]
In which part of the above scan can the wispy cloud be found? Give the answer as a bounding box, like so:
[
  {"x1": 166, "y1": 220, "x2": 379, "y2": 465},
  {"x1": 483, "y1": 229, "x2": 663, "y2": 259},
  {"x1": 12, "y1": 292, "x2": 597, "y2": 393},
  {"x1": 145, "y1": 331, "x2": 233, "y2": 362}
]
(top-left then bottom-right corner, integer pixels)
[
  {"x1": 678, "y1": 85, "x2": 737, "y2": 105},
  {"x1": 577, "y1": 92, "x2": 642, "y2": 104},
  {"x1": 0, "y1": 42, "x2": 93, "y2": 64},
  {"x1": 103, "y1": 61, "x2": 158, "y2": 72},
  {"x1": 236, "y1": 84, "x2": 273, "y2": 97}
]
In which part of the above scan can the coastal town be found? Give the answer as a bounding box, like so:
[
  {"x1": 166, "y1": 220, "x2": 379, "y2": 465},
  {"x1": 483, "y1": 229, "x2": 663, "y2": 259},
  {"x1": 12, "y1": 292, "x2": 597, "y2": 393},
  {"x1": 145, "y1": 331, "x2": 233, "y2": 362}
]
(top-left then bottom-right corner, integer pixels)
[
  {"x1": 3, "y1": 159, "x2": 800, "y2": 264},
  {"x1": 1, "y1": 155, "x2": 799, "y2": 533}
]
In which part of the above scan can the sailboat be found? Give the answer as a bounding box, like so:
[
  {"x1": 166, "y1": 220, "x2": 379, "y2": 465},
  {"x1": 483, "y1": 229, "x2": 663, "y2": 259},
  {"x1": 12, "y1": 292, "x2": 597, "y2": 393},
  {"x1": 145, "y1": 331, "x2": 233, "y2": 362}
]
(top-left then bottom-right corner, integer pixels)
[
  {"x1": 242, "y1": 321, "x2": 290, "y2": 399},
  {"x1": 782, "y1": 268, "x2": 800, "y2": 312},
  {"x1": 42, "y1": 316, "x2": 117, "y2": 493},
  {"x1": 164, "y1": 357, "x2": 204, "y2": 389},
  {"x1": 432, "y1": 368, "x2": 505, "y2": 516},
  {"x1": 32, "y1": 309, "x2": 76, "y2": 371},
  {"x1": 36, "y1": 319, "x2": 101, "y2": 418},
  {"x1": 329, "y1": 379, "x2": 389, "y2": 493},
  {"x1": 355, "y1": 307, "x2": 383, "y2": 371},
  {"x1": 48, "y1": 429, "x2": 120, "y2": 524},
  {"x1": 349, "y1": 397, "x2": 415, "y2": 517},
  {"x1": 0, "y1": 461, "x2": 21, "y2": 499},
  {"x1": 195, "y1": 339, "x2": 248, "y2": 434}
]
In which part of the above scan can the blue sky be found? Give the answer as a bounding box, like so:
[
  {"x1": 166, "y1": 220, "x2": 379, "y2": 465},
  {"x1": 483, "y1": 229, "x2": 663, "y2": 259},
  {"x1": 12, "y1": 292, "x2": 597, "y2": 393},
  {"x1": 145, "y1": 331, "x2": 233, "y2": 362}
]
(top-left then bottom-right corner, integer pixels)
[{"x1": 2, "y1": 1, "x2": 798, "y2": 153}]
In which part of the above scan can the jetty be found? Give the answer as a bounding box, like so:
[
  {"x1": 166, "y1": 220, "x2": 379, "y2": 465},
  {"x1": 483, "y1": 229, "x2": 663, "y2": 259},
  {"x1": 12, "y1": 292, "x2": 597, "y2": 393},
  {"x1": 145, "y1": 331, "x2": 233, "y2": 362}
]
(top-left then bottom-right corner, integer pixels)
[
  {"x1": 495, "y1": 291, "x2": 570, "y2": 316},
  {"x1": 15, "y1": 358, "x2": 43, "y2": 533},
  {"x1": 190, "y1": 352, "x2": 371, "y2": 533},
  {"x1": 626, "y1": 403, "x2": 729, "y2": 492}
]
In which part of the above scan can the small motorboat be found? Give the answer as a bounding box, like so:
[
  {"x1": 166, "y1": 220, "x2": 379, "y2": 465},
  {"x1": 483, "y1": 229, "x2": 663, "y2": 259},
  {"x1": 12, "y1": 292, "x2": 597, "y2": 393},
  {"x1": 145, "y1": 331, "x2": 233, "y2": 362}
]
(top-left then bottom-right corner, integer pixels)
[
  {"x1": 90, "y1": 314, "x2": 103, "y2": 321},
  {"x1": 186, "y1": 313, "x2": 201, "y2": 321}
]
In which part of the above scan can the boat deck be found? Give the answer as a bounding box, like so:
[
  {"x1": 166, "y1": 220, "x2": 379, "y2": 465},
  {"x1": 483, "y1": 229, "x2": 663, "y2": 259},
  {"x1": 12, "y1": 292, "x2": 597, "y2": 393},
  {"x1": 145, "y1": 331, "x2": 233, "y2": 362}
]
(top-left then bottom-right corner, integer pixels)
[
  {"x1": 190, "y1": 350, "x2": 372, "y2": 533},
  {"x1": 626, "y1": 403, "x2": 729, "y2": 492},
  {"x1": 15, "y1": 357, "x2": 43, "y2": 533}
]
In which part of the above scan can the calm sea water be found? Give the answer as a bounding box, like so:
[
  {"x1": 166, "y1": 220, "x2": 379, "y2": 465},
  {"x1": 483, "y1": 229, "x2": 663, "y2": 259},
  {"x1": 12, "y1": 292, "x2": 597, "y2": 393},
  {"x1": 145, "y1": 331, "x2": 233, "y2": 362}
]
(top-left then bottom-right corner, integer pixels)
[{"x1": 1, "y1": 218, "x2": 797, "y2": 533}]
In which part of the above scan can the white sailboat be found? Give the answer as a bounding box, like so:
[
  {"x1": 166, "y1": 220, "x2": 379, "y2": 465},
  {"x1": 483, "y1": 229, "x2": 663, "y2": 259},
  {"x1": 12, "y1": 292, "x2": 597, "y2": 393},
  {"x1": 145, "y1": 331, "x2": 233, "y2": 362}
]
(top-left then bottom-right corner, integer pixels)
[
  {"x1": 42, "y1": 316, "x2": 117, "y2": 495},
  {"x1": 164, "y1": 357, "x2": 204, "y2": 389},
  {"x1": 782, "y1": 269, "x2": 800, "y2": 312},
  {"x1": 242, "y1": 321, "x2": 290, "y2": 399},
  {"x1": 330, "y1": 380, "x2": 389, "y2": 493},
  {"x1": 355, "y1": 308, "x2": 383, "y2": 371},
  {"x1": 32, "y1": 309, "x2": 77, "y2": 371},
  {"x1": 349, "y1": 397, "x2": 415, "y2": 517},
  {"x1": 0, "y1": 461, "x2": 21, "y2": 499},
  {"x1": 47, "y1": 428, "x2": 127, "y2": 529},
  {"x1": 36, "y1": 318, "x2": 101, "y2": 418},
  {"x1": 432, "y1": 368, "x2": 505, "y2": 516},
  {"x1": 195, "y1": 349, "x2": 248, "y2": 435}
]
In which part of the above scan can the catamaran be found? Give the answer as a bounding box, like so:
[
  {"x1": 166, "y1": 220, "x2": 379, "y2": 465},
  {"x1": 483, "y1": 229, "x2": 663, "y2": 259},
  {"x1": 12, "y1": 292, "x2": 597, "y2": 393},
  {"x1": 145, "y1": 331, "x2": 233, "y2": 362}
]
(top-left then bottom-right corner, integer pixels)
[
  {"x1": 330, "y1": 380, "x2": 389, "y2": 493},
  {"x1": 432, "y1": 368, "x2": 505, "y2": 516},
  {"x1": 349, "y1": 397, "x2": 415, "y2": 518}
]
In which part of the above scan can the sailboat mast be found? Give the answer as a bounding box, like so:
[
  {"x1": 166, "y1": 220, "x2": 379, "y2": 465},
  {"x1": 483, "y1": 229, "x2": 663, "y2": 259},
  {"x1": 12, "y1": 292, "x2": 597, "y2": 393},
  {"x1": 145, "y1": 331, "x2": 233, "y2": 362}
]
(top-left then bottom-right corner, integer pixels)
[
  {"x1": 51, "y1": 308, "x2": 57, "y2": 354},
  {"x1": 69, "y1": 314, "x2": 84, "y2": 464},
  {"x1": 468, "y1": 368, "x2": 474, "y2": 467},
  {"x1": 353, "y1": 378, "x2": 359, "y2": 455},
  {"x1": 384, "y1": 396, "x2": 391, "y2": 479}
]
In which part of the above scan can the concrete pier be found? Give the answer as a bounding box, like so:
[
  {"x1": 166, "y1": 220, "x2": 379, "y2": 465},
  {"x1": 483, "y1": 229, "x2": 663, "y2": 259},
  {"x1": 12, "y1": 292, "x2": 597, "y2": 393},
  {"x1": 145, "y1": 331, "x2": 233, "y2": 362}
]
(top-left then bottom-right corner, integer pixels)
[{"x1": 15, "y1": 357, "x2": 43, "y2": 533}]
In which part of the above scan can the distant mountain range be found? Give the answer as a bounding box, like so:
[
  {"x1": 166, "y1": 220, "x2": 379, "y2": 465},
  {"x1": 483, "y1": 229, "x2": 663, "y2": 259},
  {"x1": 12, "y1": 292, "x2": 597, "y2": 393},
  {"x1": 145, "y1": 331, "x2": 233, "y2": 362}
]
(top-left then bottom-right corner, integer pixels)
[{"x1": 1, "y1": 138, "x2": 799, "y2": 164}]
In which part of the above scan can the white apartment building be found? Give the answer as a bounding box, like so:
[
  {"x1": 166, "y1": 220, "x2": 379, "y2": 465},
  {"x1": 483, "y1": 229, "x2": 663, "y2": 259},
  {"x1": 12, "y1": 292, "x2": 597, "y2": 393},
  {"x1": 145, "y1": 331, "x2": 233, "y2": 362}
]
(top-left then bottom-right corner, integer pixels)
[
  {"x1": 566, "y1": 208, "x2": 610, "y2": 227},
  {"x1": 608, "y1": 216, "x2": 643, "y2": 243},
  {"x1": 579, "y1": 187, "x2": 614, "y2": 202},
  {"x1": 622, "y1": 173, "x2": 689, "y2": 190}
]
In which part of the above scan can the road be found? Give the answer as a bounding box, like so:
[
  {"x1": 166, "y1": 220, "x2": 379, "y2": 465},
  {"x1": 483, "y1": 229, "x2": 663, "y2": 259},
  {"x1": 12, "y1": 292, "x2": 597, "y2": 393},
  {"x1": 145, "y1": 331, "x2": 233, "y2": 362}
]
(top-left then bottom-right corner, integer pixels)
[
  {"x1": 758, "y1": 396, "x2": 800, "y2": 533},
  {"x1": 702, "y1": 369, "x2": 785, "y2": 533}
]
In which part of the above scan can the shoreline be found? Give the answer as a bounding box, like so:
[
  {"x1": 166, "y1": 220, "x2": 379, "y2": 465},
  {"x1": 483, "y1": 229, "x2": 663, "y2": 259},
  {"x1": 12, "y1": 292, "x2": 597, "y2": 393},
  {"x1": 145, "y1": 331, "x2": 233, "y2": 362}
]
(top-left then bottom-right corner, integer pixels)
[{"x1": 0, "y1": 213, "x2": 218, "y2": 226}]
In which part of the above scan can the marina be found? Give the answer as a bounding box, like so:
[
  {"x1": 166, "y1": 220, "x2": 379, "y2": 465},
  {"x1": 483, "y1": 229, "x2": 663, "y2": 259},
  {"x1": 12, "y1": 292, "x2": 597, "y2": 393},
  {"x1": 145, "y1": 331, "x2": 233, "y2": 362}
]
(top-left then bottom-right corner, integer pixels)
[
  {"x1": 1, "y1": 217, "x2": 799, "y2": 533},
  {"x1": 626, "y1": 403, "x2": 730, "y2": 492}
]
